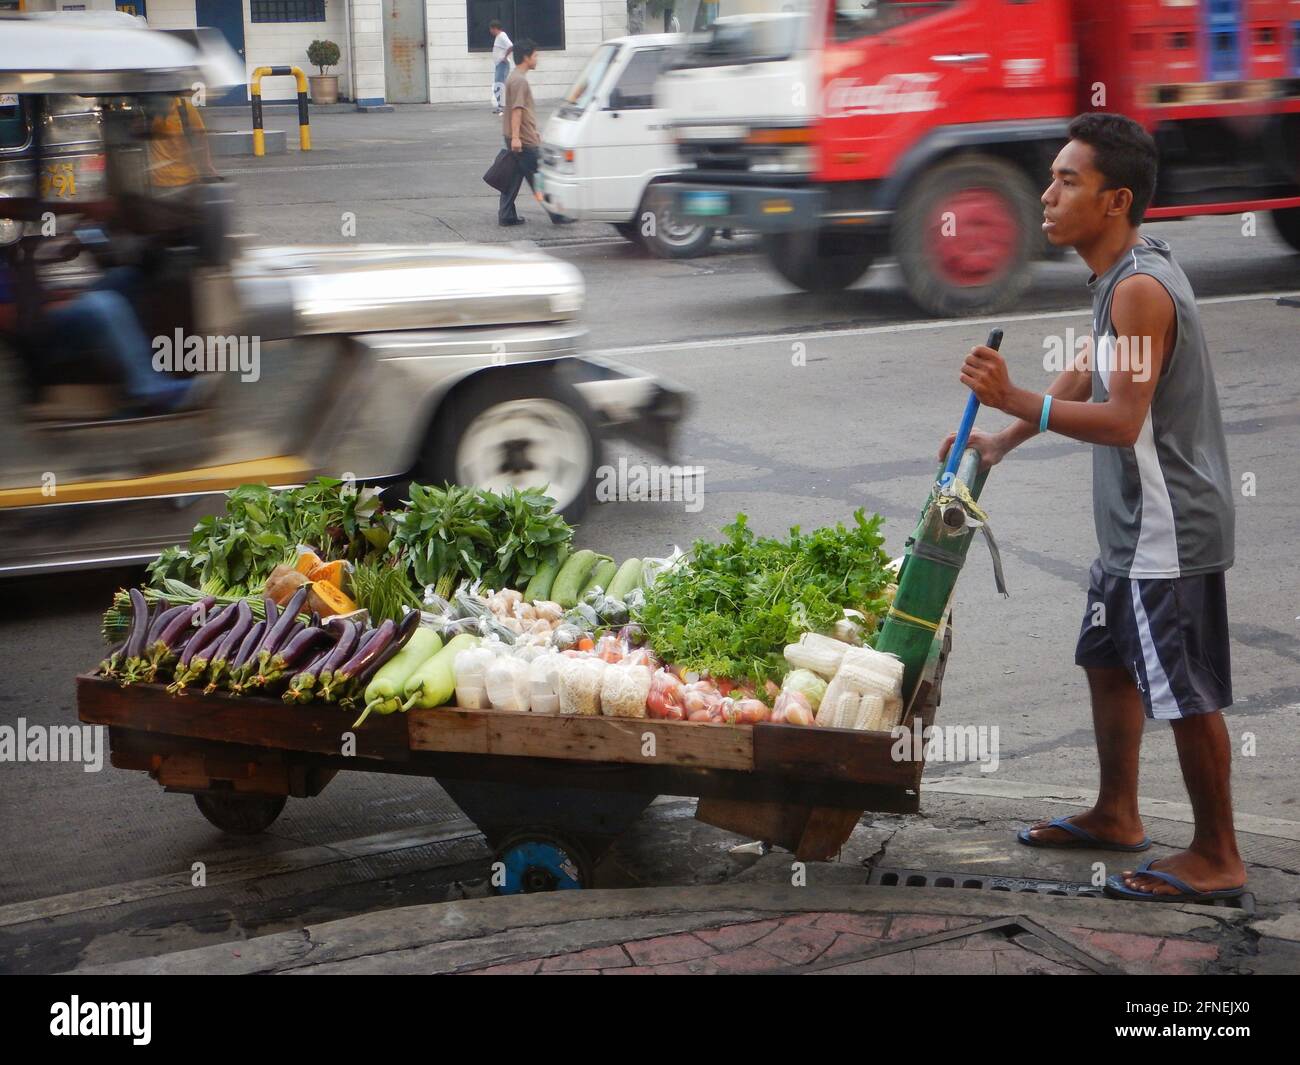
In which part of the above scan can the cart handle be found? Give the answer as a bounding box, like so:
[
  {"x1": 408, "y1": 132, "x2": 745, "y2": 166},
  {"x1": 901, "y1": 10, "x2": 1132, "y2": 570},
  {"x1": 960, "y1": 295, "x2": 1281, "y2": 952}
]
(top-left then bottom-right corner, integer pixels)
[{"x1": 940, "y1": 327, "x2": 1003, "y2": 491}]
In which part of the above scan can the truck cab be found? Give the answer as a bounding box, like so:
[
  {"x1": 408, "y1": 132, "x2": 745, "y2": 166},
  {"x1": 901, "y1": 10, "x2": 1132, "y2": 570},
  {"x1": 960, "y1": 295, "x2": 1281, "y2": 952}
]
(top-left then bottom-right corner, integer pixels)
[{"x1": 660, "y1": 0, "x2": 1300, "y2": 315}]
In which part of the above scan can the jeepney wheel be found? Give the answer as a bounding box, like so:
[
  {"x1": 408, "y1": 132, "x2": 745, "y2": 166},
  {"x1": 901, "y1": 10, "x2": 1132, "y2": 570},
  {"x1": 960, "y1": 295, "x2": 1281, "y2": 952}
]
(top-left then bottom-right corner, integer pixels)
[
  {"x1": 893, "y1": 154, "x2": 1038, "y2": 317},
  {"x1": 760, "y1": 228, "x2": 876, "y2": 292},
  {"x1": 637, "y1": 186, "x2": 715, "y2": 260},
  {"x1": 417, "y1": 368, "x2": 600, "y2": 523},
  {"x1": 492, "y1": 832, "x2": 593, "y2": 894},
  {"x1": 194, "y1": 793, "x2": 287, "y2": 835},
  {"x1": 1271, "y1": 207, "x2": 1300, "y2": 253}
]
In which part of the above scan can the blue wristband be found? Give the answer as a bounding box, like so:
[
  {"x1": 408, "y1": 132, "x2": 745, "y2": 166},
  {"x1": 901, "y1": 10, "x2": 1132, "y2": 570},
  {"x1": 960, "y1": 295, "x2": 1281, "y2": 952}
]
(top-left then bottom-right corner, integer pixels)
[{"x1": 1038, "y1": 394, "x2": 1053, "y2": 434}]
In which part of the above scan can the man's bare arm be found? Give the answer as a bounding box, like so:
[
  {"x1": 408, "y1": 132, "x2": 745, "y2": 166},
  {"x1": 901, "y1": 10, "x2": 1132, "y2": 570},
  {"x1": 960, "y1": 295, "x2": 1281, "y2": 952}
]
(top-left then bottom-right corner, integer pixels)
[{"x1": 961, "y1": 274, "x2": 1172, "y2": 450}]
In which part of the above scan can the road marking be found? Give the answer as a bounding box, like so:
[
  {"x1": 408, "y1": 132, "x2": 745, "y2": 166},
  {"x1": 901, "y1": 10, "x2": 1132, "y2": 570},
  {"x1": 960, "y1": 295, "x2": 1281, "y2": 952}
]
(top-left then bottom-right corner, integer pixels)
[
  {"x1": 599, "y1": 289, "x2": 1300, "y2": 358},
  {"x1": 0, "y1": 818, "x2": 479, "y2": 929},
  {"x1": 923, "y1": 775, "x2": 1300, "y2": 841}
]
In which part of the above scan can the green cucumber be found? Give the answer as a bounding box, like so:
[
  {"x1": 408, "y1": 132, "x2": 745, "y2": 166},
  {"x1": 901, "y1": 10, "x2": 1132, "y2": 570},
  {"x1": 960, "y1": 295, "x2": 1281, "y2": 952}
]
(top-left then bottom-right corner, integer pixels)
[
  {"x1": 580, "y1": 558, "x2": 617, "y2": 599},
  {"x1": 402, "y1": 633, "x2": 480, "y2": 710},
  {"x1": 524, "y1": 545, "x2": 571, "y2": 603},
  {"x1": 606, "y1": 558, "x2": 644, "y2": 601},
  {"x1": 353, "y1": 628, "x2": 442, "y2": 727},
  {"x1": 551, "y1": 549, "x2": 598, "y2": 608}
]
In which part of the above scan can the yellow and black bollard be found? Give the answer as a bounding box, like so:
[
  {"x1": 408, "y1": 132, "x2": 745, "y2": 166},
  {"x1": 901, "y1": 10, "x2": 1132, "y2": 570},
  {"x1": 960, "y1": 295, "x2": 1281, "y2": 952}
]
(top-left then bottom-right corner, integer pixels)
[{"x1": 250, "y1": 66, "x2": 312, "y2": 157}]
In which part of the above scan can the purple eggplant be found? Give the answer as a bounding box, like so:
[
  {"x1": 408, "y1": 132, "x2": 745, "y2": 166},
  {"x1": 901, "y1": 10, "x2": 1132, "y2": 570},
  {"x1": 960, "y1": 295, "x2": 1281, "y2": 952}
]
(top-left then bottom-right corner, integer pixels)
[
  {"x1": 202, "y1": 601, "x2": 254, "y2": 694},
  {"x1": 119, "y1": 588, "x2": 152, "y2": 684},
  {"x1": 350, "y1": 612, "x2": 420, "y2": 694},
  {"x1": 285, "y1": 620, "x2": 358, "y2": 704},
  {"x1": 256, "y1": 585, "x2": 310, "y2": 674},
  {"x1": 98, "y1": 635, "x2": 130, "y2": 680},
  {"x1": 166, "y1": 601, "x2": 238, "y2": 693},
  {"x1": 144, "y1": 597, "x2": 170, "y2": 642},
  {"x1": 228, "y1": 621, "x2": 266, "y2": 681},
  {"x1": 319, "y1": 620, "x2": 395, "y2": 703},
  {"x1": 257, "y1": 624, "x2": 331, "y2": 688},
  {"x1": 143, "y1": 600, "x2": 216, "y2": 681}
]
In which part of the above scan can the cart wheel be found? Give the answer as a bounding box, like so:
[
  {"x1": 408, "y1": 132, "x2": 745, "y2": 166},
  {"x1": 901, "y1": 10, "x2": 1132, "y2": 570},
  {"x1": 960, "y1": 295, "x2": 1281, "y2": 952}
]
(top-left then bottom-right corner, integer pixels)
[
  {"x1": 492, "y1": 832, "x2": 592, "y2": 894},
  {"x1": 194, "y1": 792, "x2": 286, "y2": 835}
]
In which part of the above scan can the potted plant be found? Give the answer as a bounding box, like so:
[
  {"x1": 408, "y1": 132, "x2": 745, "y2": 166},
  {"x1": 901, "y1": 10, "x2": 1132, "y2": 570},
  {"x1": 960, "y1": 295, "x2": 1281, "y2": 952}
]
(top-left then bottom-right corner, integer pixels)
[{"x1": 306, "y1": 40, "x2": 341, "y2": 105}]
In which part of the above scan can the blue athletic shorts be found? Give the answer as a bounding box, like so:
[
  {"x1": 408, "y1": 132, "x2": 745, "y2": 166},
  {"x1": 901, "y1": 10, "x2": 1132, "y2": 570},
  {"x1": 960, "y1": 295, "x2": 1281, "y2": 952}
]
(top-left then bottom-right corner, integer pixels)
[{"x1": 1074, "y1": 558, "x2": 1232, "y2": 720}]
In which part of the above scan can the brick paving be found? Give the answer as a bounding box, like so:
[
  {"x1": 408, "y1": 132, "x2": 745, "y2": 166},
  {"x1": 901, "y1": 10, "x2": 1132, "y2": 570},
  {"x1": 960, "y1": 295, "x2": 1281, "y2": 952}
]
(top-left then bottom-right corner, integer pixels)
[{"x1": 459, "y1": 909, "x2": 1219, "y2": 974}]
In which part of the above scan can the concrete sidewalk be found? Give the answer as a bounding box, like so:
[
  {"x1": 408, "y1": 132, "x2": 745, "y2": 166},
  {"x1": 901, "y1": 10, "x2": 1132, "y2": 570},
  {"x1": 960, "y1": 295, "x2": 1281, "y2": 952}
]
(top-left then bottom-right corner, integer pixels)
[{"x1": 70, "y1": 788, "x2": 1300, "y2": 975}]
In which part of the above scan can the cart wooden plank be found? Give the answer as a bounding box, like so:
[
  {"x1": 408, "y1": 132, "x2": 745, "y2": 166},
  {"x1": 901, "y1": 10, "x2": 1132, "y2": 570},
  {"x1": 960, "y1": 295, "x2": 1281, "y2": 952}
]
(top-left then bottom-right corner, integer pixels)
[
  {"x1": 76, "y1": 674, "x2": 409, "y2": 762},
  {"x1": 408, "y1": 707, "x2": 754, "y2": 771}
]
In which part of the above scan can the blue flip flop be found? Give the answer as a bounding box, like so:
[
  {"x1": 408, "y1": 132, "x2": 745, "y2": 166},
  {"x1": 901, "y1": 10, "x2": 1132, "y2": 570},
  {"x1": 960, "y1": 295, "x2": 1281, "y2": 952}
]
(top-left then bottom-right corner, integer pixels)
[
  {"x1": 1017, "y1": 815, "x2": 1151, "y2": 852},
  {"x1": 1104, "y1": 858, "x2": 1246, "y2": 903}
]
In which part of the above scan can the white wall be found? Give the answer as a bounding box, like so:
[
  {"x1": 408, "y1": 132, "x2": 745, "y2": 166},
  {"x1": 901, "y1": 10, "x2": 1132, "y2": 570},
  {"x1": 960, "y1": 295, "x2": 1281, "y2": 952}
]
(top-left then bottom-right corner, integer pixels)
[
  {"x1": 141, "y1": 1, "x2": 354, "y2": 103},
  {"x1": 424, "y1": 0, "x2": 628, "y2": 105},
  {"x1": 240, "y1": 0, "x2": 353, "y2": 102}
]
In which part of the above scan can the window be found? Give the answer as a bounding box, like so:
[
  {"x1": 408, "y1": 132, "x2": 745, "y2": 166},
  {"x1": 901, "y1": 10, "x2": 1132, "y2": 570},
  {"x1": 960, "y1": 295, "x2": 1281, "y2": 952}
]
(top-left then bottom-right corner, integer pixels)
[
  {"x1": 608, "y1": 49, "x2": 666, "y2": 110},
  {"x1": 832, "y1": 1, "x2": 954, "y2": 42},
  {"x1": 251, "y1": 0, "x2": 326, "y2": 23},
  {"x1": 467, "y1": 1, "x2": 566, "y2": 53}
]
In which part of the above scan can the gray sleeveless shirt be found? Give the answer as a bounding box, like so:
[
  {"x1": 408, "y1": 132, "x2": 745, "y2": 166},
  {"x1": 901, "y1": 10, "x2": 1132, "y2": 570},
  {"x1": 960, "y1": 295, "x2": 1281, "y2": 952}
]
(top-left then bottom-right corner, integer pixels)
[{"x1": 1087, "y1": 236, "x2": 1234, "y2": 579}]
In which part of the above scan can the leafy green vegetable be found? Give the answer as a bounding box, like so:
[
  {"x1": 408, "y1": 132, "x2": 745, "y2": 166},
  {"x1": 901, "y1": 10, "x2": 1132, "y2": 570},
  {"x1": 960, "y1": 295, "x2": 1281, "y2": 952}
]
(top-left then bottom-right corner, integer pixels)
[
  {"x1": 636, "y1": 510, "x2": 892, "y2": 688},
  {"x1": 389, "y1": 483, "x2": 572, "y2": 600}
]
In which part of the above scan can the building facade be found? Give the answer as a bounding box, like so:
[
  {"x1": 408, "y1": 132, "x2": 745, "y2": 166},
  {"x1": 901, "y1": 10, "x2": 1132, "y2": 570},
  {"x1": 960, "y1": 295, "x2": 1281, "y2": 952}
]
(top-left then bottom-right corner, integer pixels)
[{"x1": 10, "y1": 1, "x2": 631, "y2": 106}]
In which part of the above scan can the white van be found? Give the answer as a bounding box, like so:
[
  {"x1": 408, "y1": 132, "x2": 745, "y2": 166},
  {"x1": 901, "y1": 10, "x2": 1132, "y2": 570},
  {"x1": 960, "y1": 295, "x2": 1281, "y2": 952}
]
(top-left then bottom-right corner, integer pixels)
[{"x1": 538, "y1": 34, "x2": 714, "y2": 259}]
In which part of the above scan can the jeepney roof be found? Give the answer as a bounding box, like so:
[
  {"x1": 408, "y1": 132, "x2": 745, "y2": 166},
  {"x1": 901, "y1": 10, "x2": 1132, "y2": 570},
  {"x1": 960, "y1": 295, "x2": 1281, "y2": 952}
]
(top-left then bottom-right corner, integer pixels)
[{"x1": 0, "y1": 13, "x2": 245, "y2": 96}]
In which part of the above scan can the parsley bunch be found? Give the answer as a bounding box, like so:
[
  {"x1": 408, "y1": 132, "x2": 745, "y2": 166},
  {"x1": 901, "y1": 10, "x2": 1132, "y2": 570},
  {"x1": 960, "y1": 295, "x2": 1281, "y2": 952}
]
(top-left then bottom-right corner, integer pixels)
[{"x1": 636, "y1": 510, "x2": 892, "y2": 688}]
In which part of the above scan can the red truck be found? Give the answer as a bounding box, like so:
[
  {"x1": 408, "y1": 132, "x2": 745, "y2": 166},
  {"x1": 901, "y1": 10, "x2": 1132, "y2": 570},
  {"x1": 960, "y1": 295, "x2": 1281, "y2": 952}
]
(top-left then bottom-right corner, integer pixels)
[{"x1": 657, "y1": 0, "x2": 1300, "y2": 315}]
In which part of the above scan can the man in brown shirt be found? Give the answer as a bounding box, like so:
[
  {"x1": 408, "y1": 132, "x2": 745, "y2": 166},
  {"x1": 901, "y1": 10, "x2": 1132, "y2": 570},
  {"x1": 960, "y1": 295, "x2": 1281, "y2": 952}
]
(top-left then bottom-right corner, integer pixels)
[{"x1": 498, "y1": 39, "x2": 570, "y2": 226}]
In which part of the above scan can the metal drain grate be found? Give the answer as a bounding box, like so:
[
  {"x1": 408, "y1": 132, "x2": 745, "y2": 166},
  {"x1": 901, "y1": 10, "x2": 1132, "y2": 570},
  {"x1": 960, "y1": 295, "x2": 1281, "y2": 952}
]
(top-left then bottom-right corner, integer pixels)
[{"x1": 868, "y1": 867, "x2": 1255, "y2": 913}]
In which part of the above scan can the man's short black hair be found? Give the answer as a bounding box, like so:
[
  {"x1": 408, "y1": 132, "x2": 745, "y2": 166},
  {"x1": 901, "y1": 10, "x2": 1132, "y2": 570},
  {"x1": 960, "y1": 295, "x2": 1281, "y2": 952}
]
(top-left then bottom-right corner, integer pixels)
[
  {"x1": 512, "y1": 38, "x2": 536, "y2": 63},
  {"x1": 1067, "y1": 112, "x2": 1158, "y2": 226},
  {"x1": 489, "y1": 19, "x2": 501, "y2": 30}
]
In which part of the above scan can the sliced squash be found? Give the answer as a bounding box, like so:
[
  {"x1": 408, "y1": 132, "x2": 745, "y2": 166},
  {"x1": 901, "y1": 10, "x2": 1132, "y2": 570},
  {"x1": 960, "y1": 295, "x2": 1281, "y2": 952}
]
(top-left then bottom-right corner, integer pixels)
[
  {"x1": 308, "y1": 558, "x2": 352, "y2": 592},
  {"x1": 294, "y1": 547, "x2": 324, "y2": 576},
  {"x1": 308, "y1": 580, "x2": 357, "y2": 618}
]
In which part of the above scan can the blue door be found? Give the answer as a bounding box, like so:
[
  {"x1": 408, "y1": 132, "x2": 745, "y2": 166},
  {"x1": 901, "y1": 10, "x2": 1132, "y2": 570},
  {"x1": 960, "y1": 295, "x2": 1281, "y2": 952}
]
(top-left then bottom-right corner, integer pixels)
[{"x1": 195, "y1": 0, "x2": 247, "y2": 105}]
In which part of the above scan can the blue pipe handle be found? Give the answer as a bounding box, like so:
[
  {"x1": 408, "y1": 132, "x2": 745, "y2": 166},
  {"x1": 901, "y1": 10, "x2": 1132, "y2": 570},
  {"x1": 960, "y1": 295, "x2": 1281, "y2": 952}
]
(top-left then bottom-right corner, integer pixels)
[{"x1": 941, "y1": 327, "x2": 1003, "y2": 488}]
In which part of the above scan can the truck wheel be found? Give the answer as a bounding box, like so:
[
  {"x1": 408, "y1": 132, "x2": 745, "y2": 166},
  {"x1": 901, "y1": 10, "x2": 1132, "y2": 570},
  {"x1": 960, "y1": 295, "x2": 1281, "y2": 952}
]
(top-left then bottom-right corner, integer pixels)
[
  {"x1": 893, "y1": 155, "x2": 1038, "y2": 316},
  {"x1": 414, "y1": 367, "x2": 601, "y2": 523},
  {"x1": 194, "y1": 793, "x2": 286, "y2": 835},
  {"x1": 760, "y1": 228, "x2": 876, "y2": 292},
  {"x1": 1271, "y1": 207, "x2": 1300, "y2": 253},
  {"x1": 639, "y1": 187, "x2": 715, "y2": 259}
]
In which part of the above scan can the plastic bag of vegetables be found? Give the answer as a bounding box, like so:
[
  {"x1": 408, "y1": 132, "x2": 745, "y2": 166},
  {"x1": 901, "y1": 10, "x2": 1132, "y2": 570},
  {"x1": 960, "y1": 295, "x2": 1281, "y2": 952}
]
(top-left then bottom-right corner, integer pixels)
[
  {"x1": 600, "y1": 662, "x2": 652, "y2": 719},
  {"x1": 781, "y1": 669, "x2": 828, "y2": 712},
  {"x1": 485, "y1": 656, "x2": 530, "y2": 713},
  {"x1": 557, "y1": 656, "x2": 606, "y2": 716},
  {"x1": 528, "y1": 652, "x2": 562, "y2": 714},
  {"x1": 454, "y1": 645, "x2": 499, "y2": 709}
]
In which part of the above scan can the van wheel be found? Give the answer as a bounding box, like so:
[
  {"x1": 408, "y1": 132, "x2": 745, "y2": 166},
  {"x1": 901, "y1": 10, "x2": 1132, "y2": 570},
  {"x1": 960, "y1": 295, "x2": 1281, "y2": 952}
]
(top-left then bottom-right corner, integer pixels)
[
  {"x1": 761, "y1": 228, "x2": 876, "y2": 292},
  {"x1": 639, "y1": 187, "x2": 715, "y2": 259},
  {"x1": 1272, "y1": 207, "x2": 1300, "y2": 253},
  {"x1": 412, "y1": 368, "x2": 601, "y2": 523},
  {"x1": 611, "y1": 221, "x2": 643, "y2": 245},
  {"x1": 893, "y1": 154, "x2": 1038, "y2": 316}
]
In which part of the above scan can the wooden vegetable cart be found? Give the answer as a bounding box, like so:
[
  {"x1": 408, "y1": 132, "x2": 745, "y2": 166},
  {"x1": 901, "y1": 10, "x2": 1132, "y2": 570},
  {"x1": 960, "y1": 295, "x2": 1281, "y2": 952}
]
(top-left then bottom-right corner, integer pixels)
[{"x1": 76, "y1": 448, "x2": 991, "y2": 894}]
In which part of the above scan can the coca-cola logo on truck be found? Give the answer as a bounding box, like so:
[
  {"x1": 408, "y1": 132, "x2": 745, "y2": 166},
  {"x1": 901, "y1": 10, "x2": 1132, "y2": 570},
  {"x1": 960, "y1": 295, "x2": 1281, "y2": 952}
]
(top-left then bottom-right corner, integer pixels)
[{"x1": 824, "y1": 73, "x2": 941, "y2": 117}]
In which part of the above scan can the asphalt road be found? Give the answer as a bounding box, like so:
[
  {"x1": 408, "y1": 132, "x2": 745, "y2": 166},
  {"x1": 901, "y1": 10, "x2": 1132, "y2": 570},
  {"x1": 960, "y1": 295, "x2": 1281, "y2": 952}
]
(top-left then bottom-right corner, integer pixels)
[{"x1": 2, "y1": 103, "x2": 1298, "y2": 969}]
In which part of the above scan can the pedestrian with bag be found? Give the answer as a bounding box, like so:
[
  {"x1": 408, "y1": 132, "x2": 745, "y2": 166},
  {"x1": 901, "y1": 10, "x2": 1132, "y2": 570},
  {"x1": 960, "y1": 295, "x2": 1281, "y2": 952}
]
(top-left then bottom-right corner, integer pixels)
[
  {"x1": 489, "y1": 19, "x2": 512, "y2": 116},
  {"x1": 497, "y1": 40, "x2": 572, "y2": 227}
]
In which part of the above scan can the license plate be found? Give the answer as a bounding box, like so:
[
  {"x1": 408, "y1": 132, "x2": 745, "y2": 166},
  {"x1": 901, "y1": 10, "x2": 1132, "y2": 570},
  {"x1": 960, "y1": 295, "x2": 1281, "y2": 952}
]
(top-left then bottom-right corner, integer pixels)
[{"x1": 682, "y1": 189, "x2": 730, "y2": 217}]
